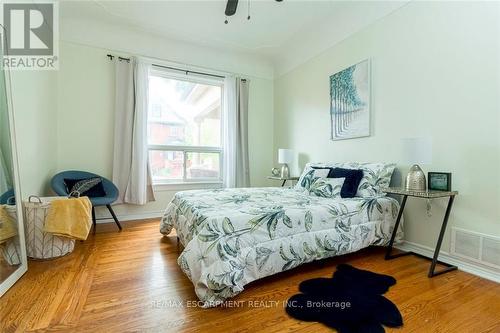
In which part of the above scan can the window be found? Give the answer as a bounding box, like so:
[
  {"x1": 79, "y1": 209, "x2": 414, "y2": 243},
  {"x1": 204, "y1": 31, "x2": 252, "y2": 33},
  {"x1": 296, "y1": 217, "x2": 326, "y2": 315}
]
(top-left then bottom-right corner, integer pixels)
[
  {"x1": 150, "y1": 103, "x2": 162, "y2": 118},
  {"x1": 147, "y1": 69, "x2": 223, "y2": 185}
]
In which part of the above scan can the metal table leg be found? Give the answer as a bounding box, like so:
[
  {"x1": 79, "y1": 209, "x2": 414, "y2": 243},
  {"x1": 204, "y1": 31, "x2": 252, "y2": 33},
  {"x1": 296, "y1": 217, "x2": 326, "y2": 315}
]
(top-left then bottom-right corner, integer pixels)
[
  {"x1": 385, "y1": 193, "x2": 458, "y2": 278},
  {"x1": 91, "y1": 206, "x2": 97, "y2": 234},
  {"x1": 428, "y1": 195, "x2": 458, "y2": 277},
  {"x1": 385, "y1": 195, "x2": 412, "y2": 259}
]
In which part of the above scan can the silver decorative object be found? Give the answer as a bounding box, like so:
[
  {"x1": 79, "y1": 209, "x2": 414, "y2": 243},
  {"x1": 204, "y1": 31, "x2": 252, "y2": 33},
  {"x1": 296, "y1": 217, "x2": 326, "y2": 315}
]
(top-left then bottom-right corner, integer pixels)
[
  {"x1": 271, "y1": 168, "x2": 280, "y2": 177},
  {"x1": 405, "y1": 164, "x2": 426, "y2": 191},
  {"x1": 280, "y1": 164, "x2": 290, "y2": 179}
]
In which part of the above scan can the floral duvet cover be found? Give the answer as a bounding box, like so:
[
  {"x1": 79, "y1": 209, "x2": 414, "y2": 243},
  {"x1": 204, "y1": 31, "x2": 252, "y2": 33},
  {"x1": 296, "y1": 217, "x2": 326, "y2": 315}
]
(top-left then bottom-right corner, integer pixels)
[{"x1": 160, "y1": 187, "x2": 402, "y2": 306}]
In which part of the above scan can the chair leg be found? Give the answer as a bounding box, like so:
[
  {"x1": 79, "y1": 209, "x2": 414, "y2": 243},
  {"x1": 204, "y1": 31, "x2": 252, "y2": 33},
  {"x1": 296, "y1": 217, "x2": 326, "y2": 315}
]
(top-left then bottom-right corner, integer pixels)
[
  {"x1": 106, "y1": 204, "x2": 122, "y2": 231},
  {"x1": 91, "y1": 206, "x2": 97, "y2": 234}
]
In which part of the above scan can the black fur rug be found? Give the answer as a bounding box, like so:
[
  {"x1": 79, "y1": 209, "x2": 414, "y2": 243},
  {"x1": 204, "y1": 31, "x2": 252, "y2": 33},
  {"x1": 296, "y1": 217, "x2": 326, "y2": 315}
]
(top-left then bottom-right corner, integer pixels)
[{"x1": 285, "y1": 264, "x2": 403, "y2": 333}]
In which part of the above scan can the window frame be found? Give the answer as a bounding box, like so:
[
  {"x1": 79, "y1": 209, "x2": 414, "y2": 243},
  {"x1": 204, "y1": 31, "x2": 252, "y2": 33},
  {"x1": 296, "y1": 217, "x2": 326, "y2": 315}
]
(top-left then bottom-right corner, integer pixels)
[{"x1": 147, "y1": 68, "x2": 225, "y2": 187}]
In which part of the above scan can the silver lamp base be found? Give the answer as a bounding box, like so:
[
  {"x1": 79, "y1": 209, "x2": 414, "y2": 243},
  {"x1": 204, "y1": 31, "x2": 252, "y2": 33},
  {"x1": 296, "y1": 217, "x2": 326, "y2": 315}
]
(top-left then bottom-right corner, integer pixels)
[
  {"x1": 280, "y1": 164, "x2": 290, "y2": 179},
  {"x1": 405, "y1": 164, "x2": 426, "y2": 191}
]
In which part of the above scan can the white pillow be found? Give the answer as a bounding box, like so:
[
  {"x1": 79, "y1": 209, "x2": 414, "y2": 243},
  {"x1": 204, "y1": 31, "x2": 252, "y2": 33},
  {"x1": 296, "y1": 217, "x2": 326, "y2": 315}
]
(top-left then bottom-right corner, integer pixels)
[
  {"x1": 308, "y1": 177, "x2": 345, "y2": 198},
  {"x1": 295, "y1": 168, "x2": 330, "y2": 191}
]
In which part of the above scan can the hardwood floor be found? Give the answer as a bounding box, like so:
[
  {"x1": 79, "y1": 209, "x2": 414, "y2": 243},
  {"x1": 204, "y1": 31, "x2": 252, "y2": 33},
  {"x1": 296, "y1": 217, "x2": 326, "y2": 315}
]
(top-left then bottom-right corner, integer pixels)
[
  {"x1": 1, "y1": 219, "x2": 499, "y2": 333},
  {"x1": 0, "y1": 260, "x2": 19, "y2": 282}
]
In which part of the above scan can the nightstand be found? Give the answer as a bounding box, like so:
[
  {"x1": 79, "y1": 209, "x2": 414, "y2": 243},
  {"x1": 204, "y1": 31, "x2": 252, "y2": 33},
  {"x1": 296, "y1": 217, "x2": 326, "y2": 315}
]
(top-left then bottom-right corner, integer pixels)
[
  {"x1": 383, "y1": 187, "x2": 459, "y2": 277},
  {"x1": 267, "y1": 176, "x2": 299, "y2": 187}
]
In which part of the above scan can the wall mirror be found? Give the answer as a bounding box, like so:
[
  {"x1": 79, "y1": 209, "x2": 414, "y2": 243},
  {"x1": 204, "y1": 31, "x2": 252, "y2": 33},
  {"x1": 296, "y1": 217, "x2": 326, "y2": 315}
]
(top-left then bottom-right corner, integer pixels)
[{"x1": 0, "y1": 27, "x2": 28, "y2": 296}]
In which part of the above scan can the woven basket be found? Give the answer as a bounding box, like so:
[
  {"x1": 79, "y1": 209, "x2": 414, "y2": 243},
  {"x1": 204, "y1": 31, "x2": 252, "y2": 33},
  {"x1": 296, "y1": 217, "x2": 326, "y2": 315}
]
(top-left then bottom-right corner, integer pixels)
[
  {"x1": 0, "y1": 205, "x2": 22, "y2": 265},
  {"x1": 23, "y1": 196, "x2": 75, "y2": 260}
]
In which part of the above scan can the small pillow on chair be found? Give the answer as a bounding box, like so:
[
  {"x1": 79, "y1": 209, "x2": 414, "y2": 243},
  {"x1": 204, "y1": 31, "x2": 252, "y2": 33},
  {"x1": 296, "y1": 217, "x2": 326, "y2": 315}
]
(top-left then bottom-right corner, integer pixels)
[
  {"x1": 329, "y1": 168, "x2": 363, "y2": 198},
  {"x1": 64, "y1": 178, "x2": 106, "y2": 198}
]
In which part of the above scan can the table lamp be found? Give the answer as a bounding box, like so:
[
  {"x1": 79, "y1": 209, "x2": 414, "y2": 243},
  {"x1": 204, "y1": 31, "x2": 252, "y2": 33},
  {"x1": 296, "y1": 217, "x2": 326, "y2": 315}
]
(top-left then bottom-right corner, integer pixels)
[
  {"x1": 278, "y1": 149, "x2": 293, "y2": 178},
  {"x1": 402, "y1": 138, "x2": 432, "y2": 191}
]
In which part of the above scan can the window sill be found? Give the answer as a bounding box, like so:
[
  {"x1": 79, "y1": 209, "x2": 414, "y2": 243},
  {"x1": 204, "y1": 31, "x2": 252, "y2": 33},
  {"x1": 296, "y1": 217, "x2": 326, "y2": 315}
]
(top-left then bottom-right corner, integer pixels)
[{"x1": 153, "y1": 181, "x2": 223, "y2": 192}]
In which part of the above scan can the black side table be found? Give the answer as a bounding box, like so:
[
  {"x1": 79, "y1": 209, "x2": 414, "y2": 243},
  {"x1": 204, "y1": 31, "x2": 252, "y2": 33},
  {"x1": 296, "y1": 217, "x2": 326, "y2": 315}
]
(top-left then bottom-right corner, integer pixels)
[
  {"x1": 383, "y1": 187, "x2": 459, "y2": 277},
  {"x1": 267, "y1": 176, "x2": 299, "y2": 187}
]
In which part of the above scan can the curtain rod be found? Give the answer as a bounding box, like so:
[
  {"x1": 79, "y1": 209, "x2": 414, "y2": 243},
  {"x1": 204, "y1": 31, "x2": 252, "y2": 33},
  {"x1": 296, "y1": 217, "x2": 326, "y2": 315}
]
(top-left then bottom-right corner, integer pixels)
[{"x1": 106, "y1": 54, "x2": 231, "y2": 80}]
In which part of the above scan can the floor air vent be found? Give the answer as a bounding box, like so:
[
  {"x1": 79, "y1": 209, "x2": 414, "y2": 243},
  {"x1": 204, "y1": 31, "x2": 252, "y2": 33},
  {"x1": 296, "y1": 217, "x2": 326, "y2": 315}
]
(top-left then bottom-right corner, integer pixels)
[{"x1": 451, "y1": 228, "x2": 500, "y2": 270}]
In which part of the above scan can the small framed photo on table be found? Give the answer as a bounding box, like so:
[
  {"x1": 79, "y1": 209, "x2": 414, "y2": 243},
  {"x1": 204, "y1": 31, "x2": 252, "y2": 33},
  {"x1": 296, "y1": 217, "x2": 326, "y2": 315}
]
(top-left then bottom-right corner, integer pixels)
[{"x1": 428, "y1": 172, "x2": 452, "y2": 191}]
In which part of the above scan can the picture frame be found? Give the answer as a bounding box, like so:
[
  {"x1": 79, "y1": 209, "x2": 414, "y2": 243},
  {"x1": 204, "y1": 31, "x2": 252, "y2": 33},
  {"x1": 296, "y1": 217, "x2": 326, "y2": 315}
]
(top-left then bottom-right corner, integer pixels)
[
  {"x1": 428, "y1": 172, "x2": 452, "y2": 191},
  {"x1": 329, "y1": 59, "x2": 370, "y2": 140}
]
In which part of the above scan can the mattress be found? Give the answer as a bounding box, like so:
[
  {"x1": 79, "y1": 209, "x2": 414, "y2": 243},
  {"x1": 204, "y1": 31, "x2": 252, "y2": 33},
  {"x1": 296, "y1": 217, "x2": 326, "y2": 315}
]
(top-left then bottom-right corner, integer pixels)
[{"x1": 160, "y1": 187, "x2": 402, "y2": 306}]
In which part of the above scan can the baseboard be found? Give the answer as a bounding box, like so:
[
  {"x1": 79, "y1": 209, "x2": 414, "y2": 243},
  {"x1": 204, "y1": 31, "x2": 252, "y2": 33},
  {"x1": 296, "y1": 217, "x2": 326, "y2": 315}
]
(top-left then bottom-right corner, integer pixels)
[
  {"x1": 95, "y1": 211, "x2": 163, "y2": 223},
  {"x1": 396, "y1": 241, "x2": 500, "y2": 283}
]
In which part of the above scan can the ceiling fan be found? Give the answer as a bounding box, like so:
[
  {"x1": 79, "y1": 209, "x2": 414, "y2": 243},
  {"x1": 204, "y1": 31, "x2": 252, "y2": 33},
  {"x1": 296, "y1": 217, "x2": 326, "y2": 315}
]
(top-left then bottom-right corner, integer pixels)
[{"x1": 224, "y1": 0, "x2": 283, "y2": 24}]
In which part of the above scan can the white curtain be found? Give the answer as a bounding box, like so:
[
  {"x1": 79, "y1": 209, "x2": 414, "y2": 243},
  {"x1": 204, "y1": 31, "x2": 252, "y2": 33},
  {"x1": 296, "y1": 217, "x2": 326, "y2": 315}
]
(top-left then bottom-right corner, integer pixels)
[
  {"x1": 112, "y1": 57, "x2": 155, "y2": 204},
  {"x1": 236, "y1": 79, "x2": 250, "y2": 187},
  {"x1": 223, "y1": 76, "x2": 250, "y2": 188}
]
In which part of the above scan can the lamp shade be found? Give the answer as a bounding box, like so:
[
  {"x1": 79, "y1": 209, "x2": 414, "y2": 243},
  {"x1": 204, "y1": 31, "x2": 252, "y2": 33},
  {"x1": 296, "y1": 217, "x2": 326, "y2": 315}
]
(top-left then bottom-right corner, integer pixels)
[
  {"x1": 278, "y1": 149, "x2": 293, "y2": 164},
  {"x1": 402, "y1": 138, "x2": 432, "y2": 165}
]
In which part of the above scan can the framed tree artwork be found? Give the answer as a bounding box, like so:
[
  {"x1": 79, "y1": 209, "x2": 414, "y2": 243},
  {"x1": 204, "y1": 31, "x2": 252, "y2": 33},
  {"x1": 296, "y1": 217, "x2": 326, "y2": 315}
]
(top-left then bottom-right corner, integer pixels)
[{"x1": 329, "y1": 59, "x2": 370, "y2": 140}]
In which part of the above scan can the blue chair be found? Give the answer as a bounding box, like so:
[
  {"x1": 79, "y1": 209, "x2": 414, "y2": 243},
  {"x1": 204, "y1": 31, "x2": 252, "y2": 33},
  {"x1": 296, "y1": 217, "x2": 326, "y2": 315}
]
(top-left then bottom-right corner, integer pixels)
[
  {"x1": 0, "y1": 188, "x2": 15, "y2": 205},
  {"x1": 51, "y1": 170, "x2": 122, "y2": 233}
]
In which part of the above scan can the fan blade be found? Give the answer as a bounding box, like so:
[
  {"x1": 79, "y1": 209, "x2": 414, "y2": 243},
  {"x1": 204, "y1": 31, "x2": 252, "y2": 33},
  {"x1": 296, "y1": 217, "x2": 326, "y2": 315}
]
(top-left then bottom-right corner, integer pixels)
[{"x1": 225, "y1": 0, "x2": 239, "y2": 16}]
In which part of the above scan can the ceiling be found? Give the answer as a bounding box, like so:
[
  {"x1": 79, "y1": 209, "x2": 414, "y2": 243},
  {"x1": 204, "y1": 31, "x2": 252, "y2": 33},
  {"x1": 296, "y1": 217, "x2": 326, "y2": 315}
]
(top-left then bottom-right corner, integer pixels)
[{"x1": 60, "y1": 0, "x2": 408, "y2": 75}]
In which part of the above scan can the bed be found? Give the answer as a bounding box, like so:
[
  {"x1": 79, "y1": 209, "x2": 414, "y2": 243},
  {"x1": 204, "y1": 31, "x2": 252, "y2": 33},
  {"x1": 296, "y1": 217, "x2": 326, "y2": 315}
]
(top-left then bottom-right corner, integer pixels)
[{"x1": 160, "y1": 162, "x2": 402, "y2": 306}]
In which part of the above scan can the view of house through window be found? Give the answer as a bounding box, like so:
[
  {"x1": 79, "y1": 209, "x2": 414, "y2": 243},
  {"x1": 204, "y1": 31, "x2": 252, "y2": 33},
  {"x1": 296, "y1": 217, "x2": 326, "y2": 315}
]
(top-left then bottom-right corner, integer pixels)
[{"x1": 147, "y1": 70, "x2": 223, "y2": 184}]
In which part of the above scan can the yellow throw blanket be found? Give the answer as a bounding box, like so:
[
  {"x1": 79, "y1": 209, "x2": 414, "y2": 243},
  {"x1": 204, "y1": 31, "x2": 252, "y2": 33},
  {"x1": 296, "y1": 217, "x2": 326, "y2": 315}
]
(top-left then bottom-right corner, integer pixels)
[
  {"x1": 0, "y1": 205, "x2": 17, "y2": 244},
  {"x1": 44, "y1": 197, "x2": 92, "y2": 241}
]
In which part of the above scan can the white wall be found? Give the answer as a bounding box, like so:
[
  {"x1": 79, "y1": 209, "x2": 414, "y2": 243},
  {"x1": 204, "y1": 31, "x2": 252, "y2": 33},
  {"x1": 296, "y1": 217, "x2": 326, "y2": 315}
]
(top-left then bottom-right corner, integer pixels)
[
  {"x1": 60, "y1": 18, "x2": 274, "y2": 80},
  {"x1": 9, "y1": 70, "x2": 58, "y2": 197},
  {"x1": 0, "y1": 70, "x2": 13, "y2": 180},
  {"x1": 274, "y1": 1, "x2": 500, "y2": 253},
  {"x1": 55, "y1": 29, "x2": 274, "y2": 219}
]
